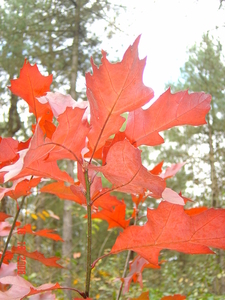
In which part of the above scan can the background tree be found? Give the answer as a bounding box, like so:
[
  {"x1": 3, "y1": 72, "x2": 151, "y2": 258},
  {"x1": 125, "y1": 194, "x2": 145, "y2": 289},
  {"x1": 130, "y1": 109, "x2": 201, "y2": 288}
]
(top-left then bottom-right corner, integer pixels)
[
  {"x1": 149, "y1": 33, "x2": 225, "y2": 296},
  {"x1": 0, "y1": 1, "x2": 124, "y2": 298}
]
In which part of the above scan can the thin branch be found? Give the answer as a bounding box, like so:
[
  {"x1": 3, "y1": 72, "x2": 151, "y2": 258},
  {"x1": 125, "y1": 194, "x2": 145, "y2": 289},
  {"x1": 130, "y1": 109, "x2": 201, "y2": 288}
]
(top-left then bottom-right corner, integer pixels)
[
  {"x1": 0, "y1": 195, "x2": 26, "y2": 267},
  {"x1": 116, "y1": 208, "x2": 138, "y2": 300},
  {"x1": 84, "y1": 170, "x2": 92, "y2": 297},
  {"x1": 116, "y1": 250, "x2": 132, "y2": 300}
]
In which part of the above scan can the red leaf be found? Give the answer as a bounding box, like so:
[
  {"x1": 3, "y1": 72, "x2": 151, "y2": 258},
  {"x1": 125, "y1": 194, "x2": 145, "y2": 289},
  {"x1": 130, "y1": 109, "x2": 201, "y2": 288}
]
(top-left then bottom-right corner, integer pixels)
[
  {"x1": 1, "y1": 146, "x2": 73, "y2": 184},
  {"x1": 0, "y1": 263, "x2": 17, "y2": 278},
  {"x1": 45, "y1": 107, "x2": 89, "y2": 162},
  {"x1": 185, "y1": 206, "x2": 208, "y2": 216},
  {"x1": 37, "y1": 91, "x2": 88, "y2": 118},
  {"x1": 162, "y1": 188, "x2": 184, "y2": 205},
  {"x1": 0, "y1": 263, "x2": 16, "y2": 293},
  {"x1": 0, "y1": 138, "x2": 19, "y2": 169},
  {"x1": 11, "y1": 246, "x2": 63, "y2": 268},
  {"x1": 0, "y1": 275, "x2": 63, "y2": 300},
  {"x1": 93, "y1": 193, "x2": 127, "y2": 211},
  {"x1": 90, "y1": 140, "x2": 166, "y2": 199},
  {"x1": 125, "y1": 88, "x2": 211, "y2": 147},
  {"x1": 122, "y1": 255, "x2": 160, "y2": 293},
  {"x1": 0, "y1": 251, "x2": 14, "y2": 264},
  {"x1": 149, "y1": 161, "x2": 164, "y2": 175},
  {"x1": 91, "y1": 201, "x2": 130, "y2": 229},
  {"x1": 0, "y1": 222, "x2": 15, "y2": 237},
  {"x1": 1, "y1": 107, "x2": 89, "y2": 184},
  {"x1": 41, "y1": 181, "x2": 86, "y2": 205},
  {"x1": 161, "y1": 162, "x2": 186, "y2": 179},
  {"x1": 9, "y1": 59, "x2": 53, "y2": 119},
  {"x1": 17, "y1": 224, "x2": 63, "y2": 241},
  {"x1": 0, "y1": 177, "x2": 41, "y2": 201},
  {"x1": 0, "y1": 213, "x2": 11, "y2": 222},
  {"x1": 131, "y1": 194, "x2": 148, "y2": 206},
  {"x1": 86, "y1": 36, "x2": 154, "y2": 153},
  {"x1": 111, "y1": 201, "x2": 225, "y2": 265}
]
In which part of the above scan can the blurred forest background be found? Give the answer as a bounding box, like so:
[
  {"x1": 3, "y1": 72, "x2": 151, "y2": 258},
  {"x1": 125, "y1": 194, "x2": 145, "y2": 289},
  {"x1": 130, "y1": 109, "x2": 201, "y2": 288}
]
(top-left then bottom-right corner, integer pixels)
[{"x1": 0, "y1": 0, "x2": 225, "y2": 299}]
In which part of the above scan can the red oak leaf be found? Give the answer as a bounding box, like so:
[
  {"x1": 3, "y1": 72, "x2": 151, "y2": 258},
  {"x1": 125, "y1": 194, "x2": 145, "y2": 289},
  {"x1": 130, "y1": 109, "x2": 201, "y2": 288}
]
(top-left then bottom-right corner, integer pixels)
[
  {"x1": 11, "y1": 247, "x2": 63, "y2": 268},
  {"x1": 9, "y1": 60, "x2": 53, "y2": 119},
  {"x1": 90, "y1": 140, "x2": 166, "y2": 199},
  {"x1": 0, "y1": 177, "x2": 41, "y2": 201},
  {"x1": 0, "y1": 213, "x2": 11, "y2": 222},
  {"x1": 6, "y1": 159, "x2": 73, "y2": 184},
  {"x1": 128, "y1": 291, "x2": 149, "y2": 300},
  {"x1": 0, "y1": 263, "x2": 17, "y2": 293},
  {"x1": 23, "y1": 107, "x2": 88, "y2": 168},
  {"x1": 131, "y1": 194, "x2": 148, "y2": 207},
  {"x1": 86, "y1": 36, "x2": 154, "y2": 154},
  {"x1": 111, "y1": 201, "x2": 225, "y2": 265},
  {"x1": 1, "y1": 107, "x2": 89, "y2": 184},
  {"x1": 91, "y1": 201, "x2": 130, "y2": 229},
  {"x1": 149, "y1": 161, "x2": 164, "y2": 175},
  {"x1": 185, "y1": 206, "x2": 208, "y2": 216},
  {"x1": 38, "y1": 91, "x2": 88, "y2": 118},
  {"x1": 1, "y1": 136, "x2": 74, "y2": 184},
  {"x1": 0, "y1": 138, "x2": 19, "y2": 169},
  {"x1": 41, "y1": 181, "x2": 86, "y2": 205},
  {"x1": 0, "y1": 251, "x2": 14, "y2": 264},
  {"x1": 0, "y1": 263, "x2": 17, "y2": 278},
  {"x1": 125, "y1": 88, "x2": 211, "y2": 147},
  {"x1": 17, "y1": 224, "x2": 63, "y2": 241},
  {"x1": 161, "y1": 162, "x2": 186, "y2": 179},
  {"x1": 0, "y1": 222, "x2": 16, "y2": 237},
  {"x1": 38, "y1": 110, "x2": 55, "y2": 138},
  {"x1": 0, "y1": 275, "x2": 65, "y2": 300},
  {"x1": 47, "y1": 107, "x2": 89, "y2": 162},
  {"x1": 93, "y1": 193, "x2": 124, "y2": 211},
  {"x1": 162, "y1": 188, "x2": 184, "y2": 205},
  {"x1": 122, "y1": 255, "x2": 160, "y2": 294}
]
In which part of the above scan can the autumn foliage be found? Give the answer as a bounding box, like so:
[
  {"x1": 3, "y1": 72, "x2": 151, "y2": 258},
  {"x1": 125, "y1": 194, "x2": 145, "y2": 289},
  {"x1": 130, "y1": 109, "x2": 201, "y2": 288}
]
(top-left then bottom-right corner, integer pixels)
[{"x1": 0, "y1": 36, "x2": 224, "y2": 299}]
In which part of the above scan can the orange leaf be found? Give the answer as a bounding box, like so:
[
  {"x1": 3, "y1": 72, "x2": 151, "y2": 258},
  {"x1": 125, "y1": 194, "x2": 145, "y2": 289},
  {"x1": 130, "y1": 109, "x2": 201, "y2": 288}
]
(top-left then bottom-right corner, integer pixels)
[
  {"x1": 185, "y1": 206, "x2": 208, "y2": 216},
  {"x1": 125, "y1": 88, "x2": 211, "y2": 147},
  {"x1": 9, "y1": 59, "x2": 53, "y2": 119},
  {"x1": 0, "y1": 251, "x2": 14, "y2": 264},
  {"x1": 41, "y1": 181, "x2": 86, "y2": 205},
  {"x1": 129, "y1": 291, "x2": 149, "y2": 300},
  {"x1": 17, "y1": 224, "x2": 63, "y2": 241},
  {"x1": 3, "y1": 177, "x2": 41, "y2": 200},
  {"x1": 161, "y1": 162, "x2": 186, "y2": 179},
  {"x1": 91, "y1": 201, "x2": 130, "y2": 229},
  {"x1": 149, "y1": 161, "x2": 164, "y2": 175},
  {"x1": 0, "y1": 212, "x2": 11, "y2": 222},
  {"x1": 90, "y1": 140, "x2": 166, "y2": 199},
  {"x1": 11, "y1": 246, "x2": 63, "y2": 268},
  {"x1": 111, "y1": 201, "x2": 225, "y2": 265},
  {"x1": 122, "y1": 255, "x2": 160, "y2": 293},
  {"x1": 86, "y1": 36, "x2": 154, "y2": 153}
]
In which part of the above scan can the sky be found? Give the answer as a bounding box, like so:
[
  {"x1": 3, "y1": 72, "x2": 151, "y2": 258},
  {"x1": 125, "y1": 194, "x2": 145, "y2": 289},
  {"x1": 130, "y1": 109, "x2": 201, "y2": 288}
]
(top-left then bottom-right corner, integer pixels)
[{"x1": 99, "y1": 0, "x2": 225, "y2": 99}]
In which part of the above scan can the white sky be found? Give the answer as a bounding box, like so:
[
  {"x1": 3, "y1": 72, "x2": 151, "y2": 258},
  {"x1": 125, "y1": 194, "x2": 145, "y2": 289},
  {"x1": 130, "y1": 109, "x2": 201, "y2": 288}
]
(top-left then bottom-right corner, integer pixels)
[{"x1": 100, "y1": 0, "x2": 225, "y2": 99}]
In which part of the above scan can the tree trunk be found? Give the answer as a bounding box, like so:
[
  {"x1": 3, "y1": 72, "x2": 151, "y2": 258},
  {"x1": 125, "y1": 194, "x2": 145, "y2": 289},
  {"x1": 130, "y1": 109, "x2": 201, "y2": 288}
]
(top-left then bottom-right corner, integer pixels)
[
  {"x1": 207, "y1": 116, "x2": 219, "y2": 208},
  {"x1": 7, "y1": 94, "x2": 21, "y2": 137},
  {"x1": 62, "y1": 1, "x2": 80, "y2": 298},
  {"x1": 207, "y1": 115, "x2": 225, "y2": 294}
]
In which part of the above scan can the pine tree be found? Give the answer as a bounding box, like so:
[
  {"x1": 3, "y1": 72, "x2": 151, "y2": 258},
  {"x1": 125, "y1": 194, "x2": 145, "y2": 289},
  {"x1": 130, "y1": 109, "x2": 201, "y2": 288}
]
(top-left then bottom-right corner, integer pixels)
[{"x1": 0, "y1": 1, "x2": 123, "y2": 298}]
